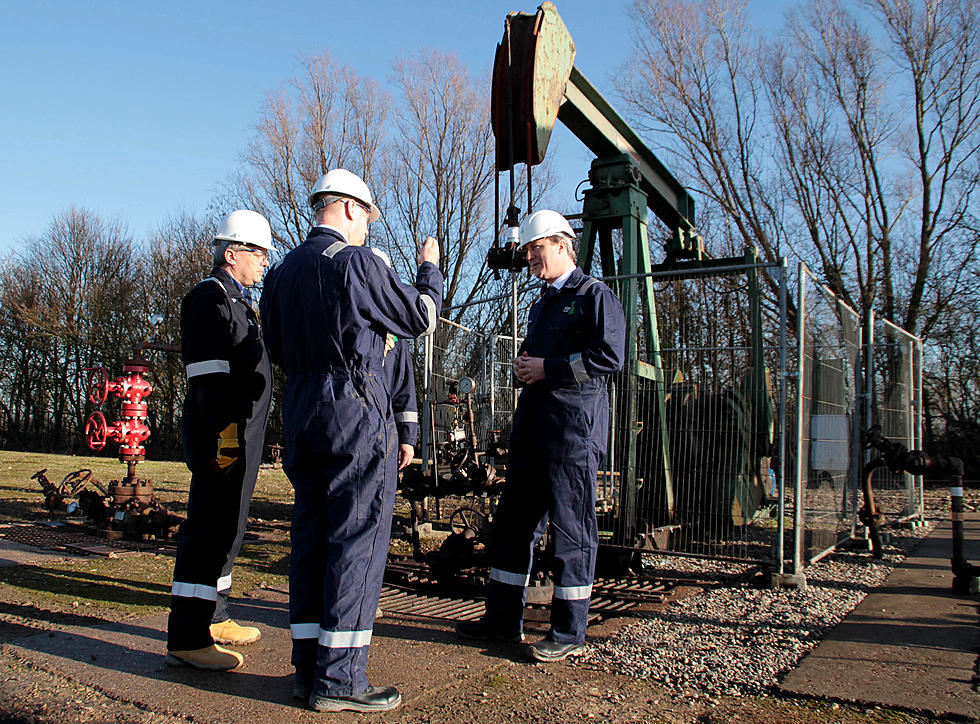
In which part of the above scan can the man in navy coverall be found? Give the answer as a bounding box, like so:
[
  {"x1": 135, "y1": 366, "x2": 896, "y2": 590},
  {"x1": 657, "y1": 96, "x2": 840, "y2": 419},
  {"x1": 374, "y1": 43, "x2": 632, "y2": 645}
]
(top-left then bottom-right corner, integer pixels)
[
  {"x1": 372, "y1": 248, "x2": 420, "y2": 472},
  {"x1": 456, "y1": 209, "x2": 625, "y2": 662},
  {"x1": 385, "y1": 337, "x2": 417, "y2": 469},
  {"x1": 166, "y1": 209, "x2": 273, "y2": 672},
  {"x1": 260, "y1": 169, "x2": 442, "y2": 713}
]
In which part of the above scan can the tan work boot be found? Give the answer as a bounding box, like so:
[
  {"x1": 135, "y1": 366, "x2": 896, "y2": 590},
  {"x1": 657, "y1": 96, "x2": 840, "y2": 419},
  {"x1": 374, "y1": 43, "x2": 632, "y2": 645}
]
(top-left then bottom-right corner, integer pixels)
[
  {"x1": 165, "y1": 644, "x2": 243, "y2": 671},
  {"x1": 210, "y1": 619, "x2": 261, "y2": 645}
]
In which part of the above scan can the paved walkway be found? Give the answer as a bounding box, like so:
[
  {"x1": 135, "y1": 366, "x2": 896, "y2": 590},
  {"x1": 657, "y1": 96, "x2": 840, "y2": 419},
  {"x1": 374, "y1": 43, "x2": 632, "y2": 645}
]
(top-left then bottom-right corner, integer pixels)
[{"x1": 780, "y1": 514, "x2": 980, "y2": 719}]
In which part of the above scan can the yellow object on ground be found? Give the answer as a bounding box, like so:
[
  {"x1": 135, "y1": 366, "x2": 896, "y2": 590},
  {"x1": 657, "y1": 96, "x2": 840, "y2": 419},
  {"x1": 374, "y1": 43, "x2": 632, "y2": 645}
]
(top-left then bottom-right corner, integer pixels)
[
  {"x1": 210, "y1": 619, "x2": 261, "y2": 645},
  {"x1": 165, "y1": 644, "x2": 243, "y2": 671}
]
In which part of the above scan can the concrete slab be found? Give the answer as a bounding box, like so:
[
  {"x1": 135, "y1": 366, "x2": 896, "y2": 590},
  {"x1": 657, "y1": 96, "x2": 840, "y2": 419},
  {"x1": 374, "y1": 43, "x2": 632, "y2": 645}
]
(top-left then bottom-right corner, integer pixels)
[
  {"x1": 3, "y1": 588, "x2": 542, "y2": 722},
  {"x1": 780, "y1": 514, "x2": 980, "y2": 719}
]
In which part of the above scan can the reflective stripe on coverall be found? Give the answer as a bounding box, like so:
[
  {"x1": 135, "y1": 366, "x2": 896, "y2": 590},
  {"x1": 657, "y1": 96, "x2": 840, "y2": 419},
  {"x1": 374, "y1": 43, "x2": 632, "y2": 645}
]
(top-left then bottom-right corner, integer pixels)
[
  {"x1": 260, "y1": 227, "x2": 442, "y2": 697},
  {"x1": 484, "y1": 267, "x2": 625, "y2": 644},
  {"x1": 168, "y1": 268, "x2": 272, "y2": 650}
]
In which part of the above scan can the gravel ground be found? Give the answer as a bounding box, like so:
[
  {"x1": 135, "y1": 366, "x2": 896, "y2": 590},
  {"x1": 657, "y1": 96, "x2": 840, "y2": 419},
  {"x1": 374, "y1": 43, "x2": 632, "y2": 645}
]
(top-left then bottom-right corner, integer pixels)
[{"x1": 577, "y1": 486, "x2": 978, "y2": 698}]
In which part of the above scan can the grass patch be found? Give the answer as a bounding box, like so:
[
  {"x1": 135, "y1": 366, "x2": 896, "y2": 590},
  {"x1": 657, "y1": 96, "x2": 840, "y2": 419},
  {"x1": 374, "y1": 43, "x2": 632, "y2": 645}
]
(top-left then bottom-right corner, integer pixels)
[
  {"x1": 0, "y1": 450, "x2": 294, "y2": 520},
  {"x1": 0, "y1": 450, "x2": 293, "y2": 620}
]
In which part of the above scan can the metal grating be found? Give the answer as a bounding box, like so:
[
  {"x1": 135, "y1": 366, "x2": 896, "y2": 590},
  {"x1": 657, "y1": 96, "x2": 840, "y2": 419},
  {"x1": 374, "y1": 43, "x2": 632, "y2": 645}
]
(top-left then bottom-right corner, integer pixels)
[
  {"x1": 380, "y1": 557, "x2": 679, "y2": 624},
  {"x1": 0, "y1": 522, "x2": 162, "y2": 556}
]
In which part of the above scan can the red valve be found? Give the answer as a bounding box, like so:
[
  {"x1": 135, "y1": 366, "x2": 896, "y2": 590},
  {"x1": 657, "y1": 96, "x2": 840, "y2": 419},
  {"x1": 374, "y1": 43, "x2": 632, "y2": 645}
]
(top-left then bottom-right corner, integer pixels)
[
  {"x1": 115, "y1": 418, "x2": 151, "y2": 454},
  {"x1": 85, "y1": 411, "x2": 109, "y2": 451},
  {"x1": 84, "y1": 411, "x2": 150, "y2": 456},
  {"x1": 85, "y1": 367, "x2": 110, "y2": 406},
  {"x1": 82, "y1": 359, "x2": 154, "y2": 461}
]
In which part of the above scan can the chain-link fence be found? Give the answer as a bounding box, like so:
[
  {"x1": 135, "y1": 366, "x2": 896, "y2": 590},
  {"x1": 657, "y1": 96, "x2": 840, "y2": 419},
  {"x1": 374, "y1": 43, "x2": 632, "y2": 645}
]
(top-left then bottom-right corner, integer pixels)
[
  {"x1": 868, "y1": 316, "x2": 924, "y2": 522},
  {"x1": 406, "y1": 258, "x2": 922, "y2": 581},
  {"x1": 795, "y1": 265, "x2": 863, "y2": 564},
  {"x1": 595, "y1": 260, "x2": 788, "y2": 566}
]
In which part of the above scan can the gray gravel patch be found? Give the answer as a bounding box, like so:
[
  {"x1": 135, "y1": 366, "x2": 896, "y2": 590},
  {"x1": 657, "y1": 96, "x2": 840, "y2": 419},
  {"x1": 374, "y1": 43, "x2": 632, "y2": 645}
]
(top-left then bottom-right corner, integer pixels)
[{"x1": 577, "y1": 521, "x2": 938, "y2": 698}]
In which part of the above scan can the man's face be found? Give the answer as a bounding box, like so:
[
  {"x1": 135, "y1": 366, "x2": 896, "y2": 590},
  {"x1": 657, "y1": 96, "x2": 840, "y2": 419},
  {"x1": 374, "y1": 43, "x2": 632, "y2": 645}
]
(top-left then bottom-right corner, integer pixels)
[
  {"x1": 228, "y1": 245, "x2": 269, "y2": 287},
  {"x1": 525, "y1": 236, "x2": 570, "y2": 283}
]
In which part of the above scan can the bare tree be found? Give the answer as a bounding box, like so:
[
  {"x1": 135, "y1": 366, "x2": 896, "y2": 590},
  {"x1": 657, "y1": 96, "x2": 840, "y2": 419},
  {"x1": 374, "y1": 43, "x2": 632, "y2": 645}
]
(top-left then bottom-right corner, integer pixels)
[
  {"x1": 868, "y1": 0, "x2": 980, "y2": 336},
  {"x1": 765, "y1": 0, "x2": 980, "y2": 332},
  {"x1": 382, "y1": 50, "x2": 499, "y2": 314},
  {"x1": 226, "y1": 53, "x2": 392, "y2": 250},
  {"x1": 623, "y1": 0, "x2": 980, "y2": 333},
  {"x1": 620, "y1": 0, "x2": 784, "y2": 266},
  {"x1": 0, "y1": 208, "x2": 140, "y2": 450},
  {"x1": 139, "y1": 211, "x2": 217, "y2": 453}
]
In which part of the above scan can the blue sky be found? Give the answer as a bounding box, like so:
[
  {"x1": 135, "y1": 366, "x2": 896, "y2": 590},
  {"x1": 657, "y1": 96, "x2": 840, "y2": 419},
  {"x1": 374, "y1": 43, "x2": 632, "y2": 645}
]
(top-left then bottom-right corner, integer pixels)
[{"x1": 0, "y1": 0, "x2": 781, "y2": 254}]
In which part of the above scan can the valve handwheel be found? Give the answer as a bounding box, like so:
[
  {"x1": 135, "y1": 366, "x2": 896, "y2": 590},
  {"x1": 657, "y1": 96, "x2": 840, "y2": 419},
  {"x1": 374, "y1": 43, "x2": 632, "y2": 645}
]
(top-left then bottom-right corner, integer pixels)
[
  {"x1": 85, "y1": 366, "x2": 110, "y2": 406},
  {"x1": 84, "y1": 411, "x2": 109, "y2": 451},
  {"x1": 61, "y1": 469, "x2": 93, "y2": 497},
  {"x1": 449, "y1": 507, "x2": 489, "y2": 536}
]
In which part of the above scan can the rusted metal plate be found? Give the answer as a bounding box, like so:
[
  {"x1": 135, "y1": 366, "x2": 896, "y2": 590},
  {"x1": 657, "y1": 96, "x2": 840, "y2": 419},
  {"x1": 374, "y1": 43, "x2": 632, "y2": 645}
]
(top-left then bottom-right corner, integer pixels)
[
  {"x1": 382, "y1": 557, "x2": 679, "y2": 625},
  {"x1": 0, "y1": 522, "x2": 162, "y2": 555},
  {"x1": 491, "y1": 1, "x2": 575, "y2": 169}
]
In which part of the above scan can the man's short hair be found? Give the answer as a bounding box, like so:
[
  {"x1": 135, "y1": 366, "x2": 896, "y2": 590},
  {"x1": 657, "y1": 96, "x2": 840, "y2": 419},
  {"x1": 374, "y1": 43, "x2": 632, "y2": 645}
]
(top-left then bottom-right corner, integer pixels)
[
  {"x1": 549, "y1": 234, "x2": 577, "y2": 263},
  {"x1": 212, "y1": 239, "x2": 234, "y2": 268},
  {"x1": 311, "y1": 194, "x2": 345, "y2": 222}
]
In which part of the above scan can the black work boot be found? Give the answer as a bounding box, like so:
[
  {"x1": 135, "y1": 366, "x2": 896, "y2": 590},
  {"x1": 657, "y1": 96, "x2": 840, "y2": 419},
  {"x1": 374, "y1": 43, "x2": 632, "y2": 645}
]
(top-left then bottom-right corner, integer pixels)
[
  {"x1": 292, "y1": 667, "x2": 313, "y2": 701},
  {"x1": 309, "y1": 685, "x2": 402, "y2": 712},
  {"x1": 530, "y1": 638, "x2": 585, "y2": 662}
]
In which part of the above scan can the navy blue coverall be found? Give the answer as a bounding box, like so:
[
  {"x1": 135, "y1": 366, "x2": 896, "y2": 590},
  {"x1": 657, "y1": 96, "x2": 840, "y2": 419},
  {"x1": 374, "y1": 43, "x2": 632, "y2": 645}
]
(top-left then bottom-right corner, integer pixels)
[
  {"x1": 484, "y1": 267, "x2": 625, "y2": 644},
  {"x1": 168, "y1": 268, "x2": 272, "y2": 651},
  {"x1": 385, "y1": 338, "x2": 418, "y2": 449},
  {"x1": 260, "y1": 227, "x2": 442, "y2": 697}
]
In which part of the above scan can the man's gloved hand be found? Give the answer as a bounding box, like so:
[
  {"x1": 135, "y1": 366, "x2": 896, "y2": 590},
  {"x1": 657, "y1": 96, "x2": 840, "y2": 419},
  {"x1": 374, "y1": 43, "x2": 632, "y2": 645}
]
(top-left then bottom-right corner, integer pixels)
[{"x1": 213, "y1": 423, "x2": 240, "y2": 471}]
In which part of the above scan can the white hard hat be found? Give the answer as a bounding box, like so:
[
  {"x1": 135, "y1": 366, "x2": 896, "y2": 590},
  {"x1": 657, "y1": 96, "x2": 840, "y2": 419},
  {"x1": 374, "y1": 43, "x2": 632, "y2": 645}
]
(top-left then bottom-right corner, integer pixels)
[
  {"x1": 213, "y1": 210, "x2": 273, "y2": 251},
  {"x1": 308, "y1": 169, "x2": 380, "y2": 223},
  {"x1": 518, "y1": 209, "x2": 575, "y2": 249},
  {"x1": 370, "y1": 246, "x2": 392, "y2": 268}
]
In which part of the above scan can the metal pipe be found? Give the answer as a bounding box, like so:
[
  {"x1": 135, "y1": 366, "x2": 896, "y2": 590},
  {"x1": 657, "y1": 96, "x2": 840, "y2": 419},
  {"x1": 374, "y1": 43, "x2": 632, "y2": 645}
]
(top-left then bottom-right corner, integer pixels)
[
  {"x1": 603, "y1": 262, "x2": 777, "y2": 281},
  {"x1": 950, "y1": 475, "x2": 980, "y2": 594},
  {"x1": 504, "y1": 17, "x2": 517, "y2": 209},
  {"x1": 862, "y1": 427, "x2": 977, "y2": 592},
  {"x1": 859, "y1": 459, "x2": 886, "y2": 559},
  {"x1": 776, "y1": 258, "x2": 788, "y2": 578},
  {"x1": 444, "y1": 262, "x2": 785, "y2": 313},
  {"x1": 489, "y1": 335, "x2": 498, "y2": 441},
  {"x1": 511, "y1": 270, "x2": 518, "y2": 412},
  {"x1": 793, "y1": 262, "x2": 806, "y2": 576}
]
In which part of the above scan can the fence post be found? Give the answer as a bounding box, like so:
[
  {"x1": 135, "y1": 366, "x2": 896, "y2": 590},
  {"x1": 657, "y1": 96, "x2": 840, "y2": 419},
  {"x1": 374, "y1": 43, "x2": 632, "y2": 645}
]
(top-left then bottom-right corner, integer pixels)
[
  {"x1": 849, "y1": 317, "x2": 862, "y2": 538},
  {"x1": 791, "y1": 262, "x2": 806, "y2": 581},
  {"x1": 915, "y1": 338, "x2": 925, "y2": 523},
  {"x1": 776, "y1": 258, "x2": 789, "y2": 580}
]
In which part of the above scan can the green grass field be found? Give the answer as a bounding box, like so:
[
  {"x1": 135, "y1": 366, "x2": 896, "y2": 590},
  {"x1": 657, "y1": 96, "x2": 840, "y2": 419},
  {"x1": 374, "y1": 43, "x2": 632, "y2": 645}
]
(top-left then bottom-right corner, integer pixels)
[{"x1": 0, "y1": 450, "x2": 293, "y2": 629}]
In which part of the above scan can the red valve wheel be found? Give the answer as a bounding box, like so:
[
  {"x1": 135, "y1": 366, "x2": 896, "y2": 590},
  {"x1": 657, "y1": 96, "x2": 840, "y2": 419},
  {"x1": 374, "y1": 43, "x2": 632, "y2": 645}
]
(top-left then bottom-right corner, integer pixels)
[
  {"x1": 85, "y1": 367, "x2": 110, "y2": 406},
  {"x1": 84, "y1": 411, "x2": 109, "y2": 451}
]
